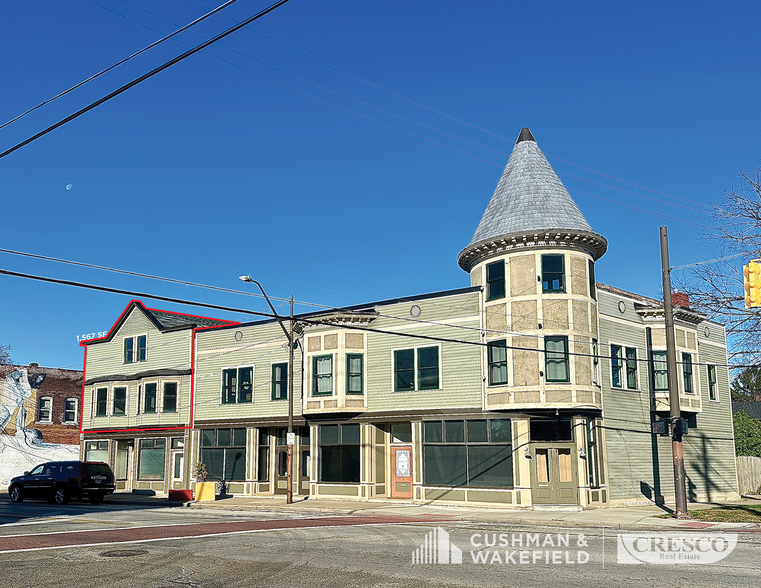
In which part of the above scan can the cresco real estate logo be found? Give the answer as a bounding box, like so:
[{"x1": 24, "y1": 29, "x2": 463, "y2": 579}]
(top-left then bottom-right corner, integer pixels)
[{"x1": 617, "y1": 533, "x2": 738, "y2": 564}]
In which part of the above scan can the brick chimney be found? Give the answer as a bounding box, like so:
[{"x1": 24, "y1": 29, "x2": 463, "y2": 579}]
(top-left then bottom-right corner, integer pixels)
[{"x1": 672, "y1": 290, "x2": 689, "y2": 308}]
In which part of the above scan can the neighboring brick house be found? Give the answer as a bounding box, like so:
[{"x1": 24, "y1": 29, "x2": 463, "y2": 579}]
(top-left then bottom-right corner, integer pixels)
[{"x1": 1, "y1": 363, "x2": 81, "y2": 485}]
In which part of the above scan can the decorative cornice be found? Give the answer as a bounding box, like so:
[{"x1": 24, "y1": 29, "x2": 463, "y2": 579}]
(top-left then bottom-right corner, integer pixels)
[
  {"x1": 84, "y1": 368, "x2": 191, "y2": 385},
  {"x1": 635, "y1": 305, "x2": 706, "y2": 325},
  {"x1": 298, "y1": 311, "x2": 378, "y2": 332},
  {"x1": 457, "y1": 229, "x2": 608, "y2": 271}
]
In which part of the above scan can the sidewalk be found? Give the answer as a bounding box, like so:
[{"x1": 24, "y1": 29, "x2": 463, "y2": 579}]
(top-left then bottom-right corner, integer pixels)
[{"x1": 181, "y1": 494, "x2": 761, "y2": 531}]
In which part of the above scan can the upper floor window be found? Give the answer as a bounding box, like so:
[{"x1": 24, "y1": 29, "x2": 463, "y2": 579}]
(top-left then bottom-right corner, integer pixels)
[
  {"x1": 271, "y1": 363, "x2": 288, "y2": 401},
  {"x1": 113, "y1": 386, "x2": 127, "y2": 415},
  {"x1": 394, "y1": 346, "x2": 440, "y2": 391},
  {"x1": 588, "y1": 259, "x2": 596, "y2": 300},
  {"x1": 651, "y1": 350, "x2": 668, "y2": 391},
  {"x1": 313, "y1": 355, "x2": 333, "y2": 396},
  {"x1": 544, "y1": 336, "x2": 569, "y2": 382},
  {"x1": 163, "y1": 382, "x2": 178, "y2": 412},
  {"x1": 221, "y1": 367, "x2": 253, "y2": 404},
  {"x1": 708, "y1": 364, "x2": 718, "y2": 401},
  {"x1": 541, "y1": 254, "x2": 565, "y2": 293},
  {"x1": 487, "y1": 340, "x2": 508, "y2": 386},
  {"x1": 37, "y1": 397, "x2": 52, "y2": 423},
  {"x1": 611, "y1": 345, "x2": 638, "y2": 390},
  {"x1": 486, "y1": 260, "x2": 505, "y2": 301},
  {"x1": 63, "y1": 398, "x2": 78, "y2": 423},
  {"x1": 346, "y1": 354, "x2": 364, "y2": 395},
  {"x1": 143, "y1": 382, "x2": 157, "y2": 413},
  {"x1": 124, "y1": 335, "x2": 147, "y2": 364},
  {"x1": 95, "y1": 387, "x2": 107, "y2": 416},
  {"x1": 682, "y1": 353, "x2": 694, "y2": 395}
]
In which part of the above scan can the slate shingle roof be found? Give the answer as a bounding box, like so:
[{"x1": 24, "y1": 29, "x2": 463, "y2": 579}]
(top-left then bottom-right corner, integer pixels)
[
  {"x1": 146, "y1": 309, "x2": 232, "y2": 330},
  {"x1": 458, "y1": 128, "x2": 607, "y2": 270}
]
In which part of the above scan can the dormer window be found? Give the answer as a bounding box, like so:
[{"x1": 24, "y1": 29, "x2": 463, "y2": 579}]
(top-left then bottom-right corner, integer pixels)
[{"x1": 124, "y1": 335, "x2": 147, "y2": 363}]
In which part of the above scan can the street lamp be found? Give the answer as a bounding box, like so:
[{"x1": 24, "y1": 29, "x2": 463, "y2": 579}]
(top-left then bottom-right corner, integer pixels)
[{"x1": 238, "y1": 275, "x2": 295, "y2": 504}]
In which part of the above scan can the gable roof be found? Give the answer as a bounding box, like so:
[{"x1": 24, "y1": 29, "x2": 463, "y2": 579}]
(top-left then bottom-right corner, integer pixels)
[
  {"x1": 458, "y1": 128, "x2": 607, "y2": 270},
  {"x1": 81, "y1": 300, "x2": 237, "y2": 346}
]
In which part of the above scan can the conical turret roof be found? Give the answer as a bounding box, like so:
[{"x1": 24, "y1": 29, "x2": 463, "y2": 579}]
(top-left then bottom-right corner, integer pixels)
[{"x1": 458, "y1": 128, "x2": 606, "y2": 271}]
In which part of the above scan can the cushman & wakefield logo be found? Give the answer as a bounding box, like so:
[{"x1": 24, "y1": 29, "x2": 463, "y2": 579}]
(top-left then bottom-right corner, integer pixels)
[
  {"x1": 412, "y1": 528, "x2": 589, "y2": 565},
  {"x1": 617, "y1": 533, "x2": 738, "y2": 564}
]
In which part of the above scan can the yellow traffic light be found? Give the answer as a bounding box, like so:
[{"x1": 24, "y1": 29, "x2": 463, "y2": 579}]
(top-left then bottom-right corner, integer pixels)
[{"x1": 744, "y1": 261, "x2": 761, "y2": 308}]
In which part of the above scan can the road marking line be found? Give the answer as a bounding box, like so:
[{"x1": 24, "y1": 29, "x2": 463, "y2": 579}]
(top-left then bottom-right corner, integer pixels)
[{"x1": 0, "y1": 521, "x2": 214, "y2": 538}]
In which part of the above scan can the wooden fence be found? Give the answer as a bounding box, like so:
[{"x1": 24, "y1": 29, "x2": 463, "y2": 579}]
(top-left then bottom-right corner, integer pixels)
[{"x1": 736, "y1": 456, "x2": 761, "y2": 494}]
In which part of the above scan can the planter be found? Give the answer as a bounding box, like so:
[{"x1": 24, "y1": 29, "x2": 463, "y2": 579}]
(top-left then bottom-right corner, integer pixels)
[
  {"x1": 168, "y1": 489, "x2": 194, "y2": 502},
  {"x1": 195, "y1": 482, "x2": 215, "y2": 502}
]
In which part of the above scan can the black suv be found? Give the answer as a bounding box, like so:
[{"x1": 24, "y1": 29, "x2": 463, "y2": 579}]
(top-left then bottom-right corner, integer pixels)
[{"x1": 8, "y1": 461, "x2": 116, "y2": 505}]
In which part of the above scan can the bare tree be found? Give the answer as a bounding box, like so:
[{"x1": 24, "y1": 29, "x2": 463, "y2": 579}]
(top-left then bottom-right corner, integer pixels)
[
  {"x1": 0, "y1": 344, "x2": 11, "y2": 364},
  {"x1": 678, "y1": 166, "x2": 761, "y2": 366}
]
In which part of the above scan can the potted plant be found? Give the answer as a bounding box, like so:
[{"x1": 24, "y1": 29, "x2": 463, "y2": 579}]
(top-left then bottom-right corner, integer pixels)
[{"x1": 194, "y1": 462, "x2": 215, "y2": 501}]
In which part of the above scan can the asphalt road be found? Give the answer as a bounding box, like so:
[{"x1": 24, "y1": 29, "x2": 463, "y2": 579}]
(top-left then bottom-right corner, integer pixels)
[{"x1": 1, "y1": 495, "x2": 760, "y2": 588}]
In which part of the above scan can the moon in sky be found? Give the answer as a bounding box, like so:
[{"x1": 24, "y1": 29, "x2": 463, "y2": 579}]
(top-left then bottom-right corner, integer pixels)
[{"x1": 65, "y1": 184, "x2": 73, "y2": 190}]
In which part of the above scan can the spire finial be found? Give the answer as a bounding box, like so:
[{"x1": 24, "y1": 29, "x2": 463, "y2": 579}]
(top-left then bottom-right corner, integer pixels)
[{"x1": 516, "y1": 127, "x2": 535, "y2": 143}]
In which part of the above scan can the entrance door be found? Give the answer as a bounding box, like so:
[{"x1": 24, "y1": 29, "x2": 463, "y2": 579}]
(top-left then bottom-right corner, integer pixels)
[
  {"x1": 531, "y1": 444, "x2": 578, "y2": 505},
  {"x1": 275, "y1": 447, "x2": 288, "y2": 494},
  {"x1": 299, "y1": 449, "x2": 311, "y2": 495},
  {"x1": 171, "y1": 451, "x2": 183, "y2": 490},
  {"x1": 391, "y1": 446, "x2": 413, "y2": 498}
]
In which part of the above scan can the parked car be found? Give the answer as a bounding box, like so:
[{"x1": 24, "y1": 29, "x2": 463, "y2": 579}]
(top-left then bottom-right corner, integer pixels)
[{"x1": 8, "y1": 461, "x2": 116, "y2": 505}]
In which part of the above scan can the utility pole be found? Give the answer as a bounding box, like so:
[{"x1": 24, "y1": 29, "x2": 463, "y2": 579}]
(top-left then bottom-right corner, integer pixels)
[
  {"x1": 659, "y1": 226, "x2": 689, "y2": 518},
  {"x1": 286, "y1": 295, "x2": 294, "y2": 505},
  {"x1": 238, "y1": 276, "x2": 295, "y2": 504}
]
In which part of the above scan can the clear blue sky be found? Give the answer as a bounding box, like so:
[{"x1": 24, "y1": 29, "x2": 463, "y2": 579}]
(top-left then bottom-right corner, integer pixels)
[{"x1": 1, "y1": 1, "x2": 759, "y2": 369}]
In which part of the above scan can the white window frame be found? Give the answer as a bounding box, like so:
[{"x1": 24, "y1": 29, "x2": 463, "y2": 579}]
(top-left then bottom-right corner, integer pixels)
[
  {"x1": 391, "y1": 344, "x2": 442, "y2": 392},
  {"x1": 310, "y1": 353, "x2": 335, "y2": 397},
  {"x1": 63, "y1": 398, "x2": 78, "y2": 424},
  {"x1": 681, "y1": 352, "x2": 695, "y2": 395},
  {"x1": 609, "y1": 342, "x2": 639, "y2": 391},
  {"x1": 123, "y1": 334, "x2": 148, "y2": 364},
  {"x1": 160, "y1": 380, "x2": 180, "y2": 413},
  {"x1": 37, "y1": 396, "x2": 53, "y2": 423},
  {"x1": 707, "y1": 364, "x2": 719, "y2": 402},
  {"x1": 220, "y1": 365, "x2": 254, "y2": 404},
  {"x1": 94, "y1": 386, "x2": 109, "y2": 418},
  {"x1": 111, "y1": 384, "x2": 128, "y2": 416},
  {"x1": 485, "y1": 338, "x2": 510, "y2": 387}
]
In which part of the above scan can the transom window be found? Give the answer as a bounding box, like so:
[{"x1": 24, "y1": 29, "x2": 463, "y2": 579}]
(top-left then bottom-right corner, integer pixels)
[
  {"x1": 312, "y1": 355, "x2": 333, "y2": 396},
  {"x1": 541, "y1": 254, "x2": 565, "y2": 293},
  {"x1": 487, "y1": 340, "x2": 508, "y2": 385},
  {"x1": 271, "y1": 363, "x2": 288, "y2": 401},
  {"x1": 544, "y1": 336, "x2": 569, "y2": 382},
  {"x1": 124, "y1": 335, "x2": 147, "y2": 364},
  {"x1": 486, "y1": 260, "x2": 506, "y2": 301},
  {"x1": 394, "y1": 346, "x2": 440, "y2": 391},
  {"x1": 611, "y1": 345, "x2": 638, "y2": 390},
  {"x1": 423, "y1": 419, "x2": 513, "y2": 488},
  {"x1": 221, "y1": 367, "x2": 253, "y2": 404},
  {"x1": 346, "y1": 354, "x2": 364, "y2": 395}
]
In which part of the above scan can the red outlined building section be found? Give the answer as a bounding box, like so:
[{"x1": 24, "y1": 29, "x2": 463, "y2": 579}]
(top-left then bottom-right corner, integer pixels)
[{"x1": 79, "y1": 300, "x2": 239, "y2": 435}]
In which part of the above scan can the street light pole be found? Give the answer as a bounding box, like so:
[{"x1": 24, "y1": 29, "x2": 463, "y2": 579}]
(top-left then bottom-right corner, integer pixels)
[{"x1": 238, "y1": 276, "x2": 295, "y2": 504}]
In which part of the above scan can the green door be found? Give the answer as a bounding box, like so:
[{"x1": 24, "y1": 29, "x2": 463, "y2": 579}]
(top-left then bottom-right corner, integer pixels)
[{"x1": 530, "y1": 443, "x2": 578, "y2": 505}]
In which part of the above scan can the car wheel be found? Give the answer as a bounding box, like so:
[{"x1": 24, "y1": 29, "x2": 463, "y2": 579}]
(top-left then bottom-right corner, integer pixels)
[
  {"x1": 53, "y1": 486, "x2": 69, "y2": 505},
  {"x1": 88, "y1": 493, "x2": 104, "y2": 505},
  {"x1": 9, "y1": 485, "x2": 23, "y2": 503}
]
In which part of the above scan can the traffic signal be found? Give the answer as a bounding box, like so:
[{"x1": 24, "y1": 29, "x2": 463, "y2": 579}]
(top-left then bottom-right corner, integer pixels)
[{"x1": 744, "y1": 261, "x2": 761, "y2": 308}]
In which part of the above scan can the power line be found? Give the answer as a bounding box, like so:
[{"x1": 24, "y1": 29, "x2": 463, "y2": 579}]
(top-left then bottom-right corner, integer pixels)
[
  {"x1": 0, "y1": 0, "x2": 292, "y2": 161},
  {"x1": 91, "y1": 0, "x2": 709, "y2": 223},
  {"x1": 0, "y1": 267, "x2": 751, "y2": 369},
  {"x1": 191, "y1": 0, "x2": 706, "y2": 209},
  {"x1": 0, "y1": 0, "x2": 241, "y2": 131}
]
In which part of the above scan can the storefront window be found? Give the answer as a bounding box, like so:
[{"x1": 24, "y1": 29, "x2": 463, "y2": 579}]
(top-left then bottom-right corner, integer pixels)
[
  {"x1": 319, "y1": 424, "x2": 360, "y2": 483},
  {"x1": 200, "y1": 428, "x2": 246, "y2": 481},
  {"x1": 138, "y1": 438, "x2": 166, "y2": 480}
]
